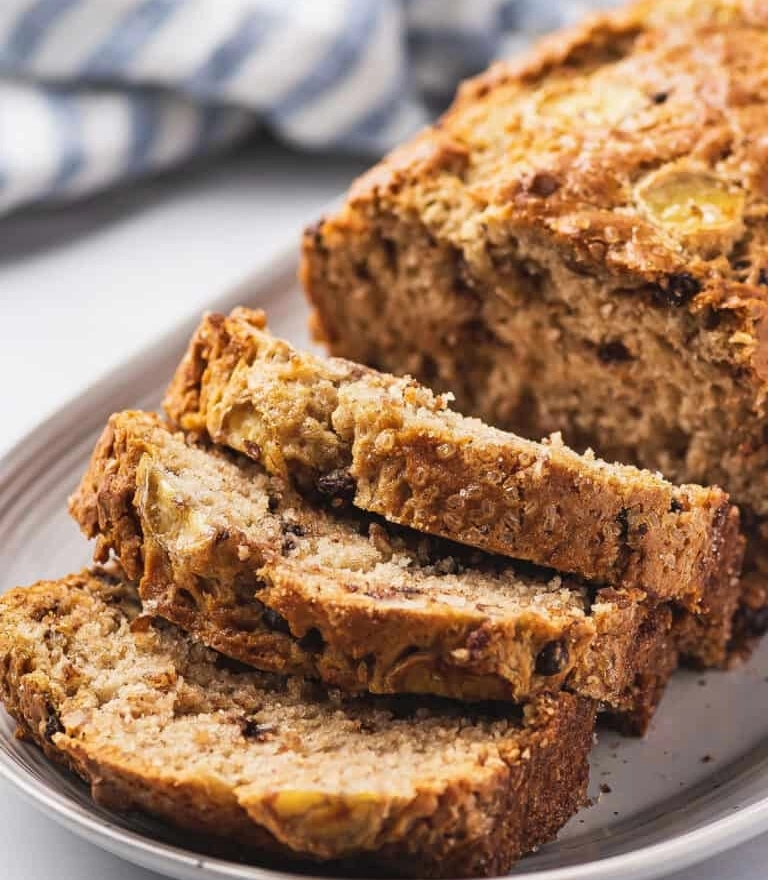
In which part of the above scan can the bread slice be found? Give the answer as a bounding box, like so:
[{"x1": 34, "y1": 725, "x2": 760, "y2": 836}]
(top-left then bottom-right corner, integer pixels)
[
  {"x1": 164, "y1": 307, "x2": 738, "y2": 611},
  {"x1": 68, "y1": 411, "x2": 739, "y2": 732},
  {"x1": 299, "y1": 0, "x2": 768, "y2": 645},
  {"x1": 0, "y1": 569, "x2": 595, "y2": 877}
]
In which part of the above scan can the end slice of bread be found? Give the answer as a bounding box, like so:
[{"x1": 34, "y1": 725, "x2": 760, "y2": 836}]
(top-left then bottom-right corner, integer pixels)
[
  {"x1": 163, "y1": 308, "x2": 739, "y2": 611},
  {"x1": 0, "y1": 569, "x2": 595, "y2": 877}
]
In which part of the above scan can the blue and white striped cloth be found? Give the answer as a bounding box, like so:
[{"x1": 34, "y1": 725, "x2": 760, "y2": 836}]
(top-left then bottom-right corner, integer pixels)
[{"x1": 0, "y1": 0, "x2": 619, "y2": 215}]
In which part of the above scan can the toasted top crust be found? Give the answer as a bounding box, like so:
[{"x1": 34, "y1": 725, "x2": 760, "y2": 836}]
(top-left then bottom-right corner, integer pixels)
[
  {"x1": 334, "y1": 0, "x2": 768, "y2": 383},
  {"x1": 164, "y1": 307, "x2": 736, "y2": 606},
  {"x1": 0, "y1": 570, "x2": 594, "y2": 875}
]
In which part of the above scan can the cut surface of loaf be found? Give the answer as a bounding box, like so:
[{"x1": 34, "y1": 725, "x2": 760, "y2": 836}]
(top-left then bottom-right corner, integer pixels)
[
  {"x1": 68, "y1": 410, "x2": 697, "y2": 729},
  {"x1": 0, "y1": 570, "x2": 595, "y2": 877},
  {"x1": 300, "y1": 0, "x2": 768, "y2": 641},
  {"x1": 164, "y1": 307, "x2": 737, "y2": 611}
]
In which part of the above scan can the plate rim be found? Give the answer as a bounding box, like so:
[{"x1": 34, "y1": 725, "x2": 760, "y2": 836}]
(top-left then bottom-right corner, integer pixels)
[
  {"x1": 2, "y1": 726, "x2": 768, "y2": 880},
  {"x1": 1, "y1": 235, "x2": 767, "y2": 880}
]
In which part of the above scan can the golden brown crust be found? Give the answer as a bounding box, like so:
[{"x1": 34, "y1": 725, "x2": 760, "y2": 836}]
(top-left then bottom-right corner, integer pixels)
[
  {"x1": 163, "y1": 308, "x2": 738, "y2": 610},
  {"x1": 340, "y1": 0, "x2": 768, "y2": 309},
  {"x1": 0, "y1": 570, "x2": 595, "y2": 877},
  {"x1": 677, "y1": 506, "x2": 745, "y2": 666},
  {"x1": 301, "y1": 0, "x2": 764, "y2": 647},
  {"x1": 301, "y1": 0, "x2": 768, "y2": 450},
  {"x1": 70, "y1": 411, "x2": 682, "y2": 722},
  {"x1": 598, "y1": 600, "x2": 679, "y2": 736},
  {"x1": 69, "y1": 414, "x2": 148, "y2": 579}
]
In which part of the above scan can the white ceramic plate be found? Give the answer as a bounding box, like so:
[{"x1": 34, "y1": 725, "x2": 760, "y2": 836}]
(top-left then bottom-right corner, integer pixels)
[{"x1": 1, "y1": 243, "x2": 768, "y2": 880}]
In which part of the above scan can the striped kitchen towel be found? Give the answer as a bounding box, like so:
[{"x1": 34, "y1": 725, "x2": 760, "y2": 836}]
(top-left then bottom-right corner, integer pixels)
[{"x1": 0, "y1": 0, "x2": 619, "y2": 216}]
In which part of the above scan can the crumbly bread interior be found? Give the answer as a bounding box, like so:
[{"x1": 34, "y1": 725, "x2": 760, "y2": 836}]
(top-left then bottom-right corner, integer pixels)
[
  {"x1": 306, "y1": 209, "x2": 760, "y2": 546},
  {"x1": 70, "y1": 411, "x2": 687, "y2": 714},
  {"x1": 0, "y1": 570, "x2": 595, "y2": 876},
  {"x1": 164, "y1": 308, "x2": 736, "y2": 608},
  {"x1": 300, "y1": 0, "x2": 766, "y2": 638},
  {"x1": 303, "y1": 2, "x2": 768, "y2": 514}
]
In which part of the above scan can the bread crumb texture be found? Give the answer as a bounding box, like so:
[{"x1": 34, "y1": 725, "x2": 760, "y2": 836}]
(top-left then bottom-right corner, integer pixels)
[
  {"x1": 68, "y1": 411, "x2": 743, "y2": 729},
  {"x1": 164, "y1": 308, "x2": 740, "y2": 612},
  {"x1": 0, "y1": 570, "x2": 595, "y2": 877},
  {"x1": 303, "y1": 0, "x2": 768, "y2": 516},
  {"x1": 301, "y1": 0, "x2": 766, "y2": 646}
]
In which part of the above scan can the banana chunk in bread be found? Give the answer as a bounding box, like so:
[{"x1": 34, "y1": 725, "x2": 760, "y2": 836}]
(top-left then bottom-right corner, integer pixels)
[
  {"x1": 164, "y1": 308, "x2": 738, "y2": 610},
  {"x1": 69, "y1": 412, "x2": 740, "y2": 731},
  {"x1": 0, "y1": 570, "x2": 595, "y2": 877},
  {"x1": 300, "y1": 0, "x2": 768, "y2": 641}
]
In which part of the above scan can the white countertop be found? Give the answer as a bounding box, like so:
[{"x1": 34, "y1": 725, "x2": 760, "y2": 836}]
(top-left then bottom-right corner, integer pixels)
[{"x1": 0, "y1": 139, "x2": 766, "y2": 880}]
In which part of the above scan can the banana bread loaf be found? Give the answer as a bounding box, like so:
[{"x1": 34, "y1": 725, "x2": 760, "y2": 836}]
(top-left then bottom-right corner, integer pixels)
[
  {"x1": 0, "y1": 570, "x2": 595, "y2": 877},
  {"x1": 300, "y1": 0, "x2": 768, "y2": 643},
  {"x1": 68, "y1": 411, "x2": 694, "y2": 729},
  {"x1": 164, "y1": 307, "x2": 738, "y2": 611}
]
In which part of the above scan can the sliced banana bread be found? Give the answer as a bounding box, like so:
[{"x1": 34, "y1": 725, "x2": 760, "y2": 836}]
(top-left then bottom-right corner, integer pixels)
[
  {"x1": 69, "y1": 412, "x2": 740, "y2": 731},
  {"x1": 164, "y1": 307, "x2": 738, "y2": 611},
  {"x1": 0, "y1": 570, "x2": 595, "y2": 877},
  {"x1": 300, "y1": 0, "x2": 768, "y2": 641}
]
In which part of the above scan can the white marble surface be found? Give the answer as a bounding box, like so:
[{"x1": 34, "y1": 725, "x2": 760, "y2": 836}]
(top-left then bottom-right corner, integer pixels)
[{"x1": 0, "y1": 139, "x2": 766, "y2": 880}]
